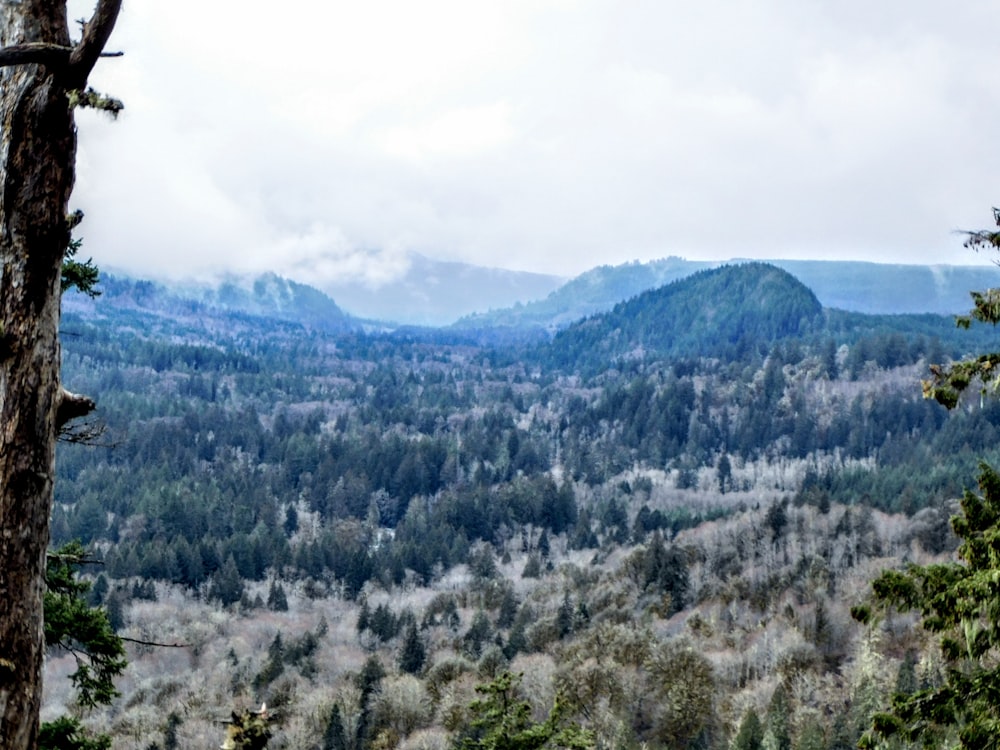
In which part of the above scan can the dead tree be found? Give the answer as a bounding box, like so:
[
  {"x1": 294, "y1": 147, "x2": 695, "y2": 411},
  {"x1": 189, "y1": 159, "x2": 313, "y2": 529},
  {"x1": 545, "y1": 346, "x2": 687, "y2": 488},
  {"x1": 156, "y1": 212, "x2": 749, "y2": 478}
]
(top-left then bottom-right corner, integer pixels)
[{"x1": 0, "y1": 2, "x2": 121, "y2": 747}]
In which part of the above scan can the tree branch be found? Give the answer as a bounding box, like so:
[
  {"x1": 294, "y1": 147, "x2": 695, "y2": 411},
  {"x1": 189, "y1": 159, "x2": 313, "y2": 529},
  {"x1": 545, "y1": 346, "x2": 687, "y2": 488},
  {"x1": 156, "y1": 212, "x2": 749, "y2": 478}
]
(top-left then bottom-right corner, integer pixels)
[
  {"x1": 56, "y1": 388, "x2": 96, "y2": 429},
  {"x1": 67, "y1": 0, "x2": 123, "y2": 84},
  {"x1": 119, "y1": 636, "x2": 190, "y2": 649},
  {"x1": 45, "y1": 551, "x2": 103, "y2": 566},
  {"x1": 0, "y1": 42, "x2": 71, "y2": 68}
]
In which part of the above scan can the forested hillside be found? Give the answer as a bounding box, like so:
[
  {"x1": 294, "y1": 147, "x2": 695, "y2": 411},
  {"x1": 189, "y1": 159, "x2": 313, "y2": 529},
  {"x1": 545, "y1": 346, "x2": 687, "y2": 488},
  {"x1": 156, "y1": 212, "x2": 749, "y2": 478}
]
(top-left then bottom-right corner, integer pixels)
[
  {"x1": 456, "y1": 257, "x2": 1000, "y2": 331},
  {"x1": 47, "y1": 263, "x2": 1000, "y2": 748}
]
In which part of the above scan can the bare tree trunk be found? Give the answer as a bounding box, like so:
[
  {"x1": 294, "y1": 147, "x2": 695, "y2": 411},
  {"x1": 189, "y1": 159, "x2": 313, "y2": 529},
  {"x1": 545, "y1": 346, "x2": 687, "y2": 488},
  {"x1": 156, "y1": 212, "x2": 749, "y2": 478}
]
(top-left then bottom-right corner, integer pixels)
[{"x1": 0, "y1": 2, "x2": 120, "y2": 746}]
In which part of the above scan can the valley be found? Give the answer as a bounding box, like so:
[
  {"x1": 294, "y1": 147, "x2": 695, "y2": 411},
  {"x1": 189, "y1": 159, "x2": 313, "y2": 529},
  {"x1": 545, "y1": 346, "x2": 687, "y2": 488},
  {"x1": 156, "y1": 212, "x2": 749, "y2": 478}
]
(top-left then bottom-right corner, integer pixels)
[{"x1": 47, "y1": 262, "x2": 1000, "y2": 749}]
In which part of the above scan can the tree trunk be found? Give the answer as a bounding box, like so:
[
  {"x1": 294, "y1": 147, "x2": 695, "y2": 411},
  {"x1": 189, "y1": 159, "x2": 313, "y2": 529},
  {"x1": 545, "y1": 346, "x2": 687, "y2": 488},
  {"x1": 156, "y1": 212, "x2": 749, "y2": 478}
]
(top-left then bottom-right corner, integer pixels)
[{"x1": 0, "y1": 2, "x2": 119, "y2": 746}]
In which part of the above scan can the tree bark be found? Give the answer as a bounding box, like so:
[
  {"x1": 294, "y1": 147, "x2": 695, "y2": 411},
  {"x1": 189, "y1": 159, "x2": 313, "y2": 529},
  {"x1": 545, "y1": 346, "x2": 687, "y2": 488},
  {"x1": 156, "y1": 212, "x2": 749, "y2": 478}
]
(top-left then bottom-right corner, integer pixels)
[{"x1": 0, "y1": 2, "x2": 119, "y2": 746}]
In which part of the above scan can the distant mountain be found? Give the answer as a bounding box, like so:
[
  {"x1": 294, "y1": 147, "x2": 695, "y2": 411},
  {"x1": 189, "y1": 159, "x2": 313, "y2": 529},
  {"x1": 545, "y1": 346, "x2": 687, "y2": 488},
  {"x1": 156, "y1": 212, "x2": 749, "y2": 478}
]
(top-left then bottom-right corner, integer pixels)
[
  {"x1": 72, "y1": 255, "x2": 1000, "y2": 341},
  {"x1": 764, "y1": 260, "x2": 1000, "y2": 315},
  {"x1": 63, "y1": 272, "x2": 361, "y2": 334},
  {"x1": 545, "y1": 263, "x2": 824, "y2": 369},
  {"x1": 315, "y1": 254, "x2": 566, "y2": 326},
  {"x1": 456, "y1": 257, "x2": 1000, "y2": 332},
  {"x1": 455, "y1": 257, "x2": 715, "y2": 330}
]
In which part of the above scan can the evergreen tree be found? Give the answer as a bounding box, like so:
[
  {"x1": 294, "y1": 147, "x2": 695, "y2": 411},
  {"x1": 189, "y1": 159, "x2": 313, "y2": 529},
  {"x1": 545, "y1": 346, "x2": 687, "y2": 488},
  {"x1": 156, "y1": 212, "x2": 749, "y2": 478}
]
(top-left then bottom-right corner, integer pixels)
[
  {"x1": 266, "y1": 579, "x2": 288, "y2": 612},
  {"x1": 924, "y1": 207, "x2": 1000, "y2": 408},
  {"x1": 357, "y1": 597, "x2": 371, "y2": 634},
  {"x1": 537, "y1": 529, "x2": 551, "y2": 559},
  {"x1": 856, "y1": 216, "x2": 1000, "y2": 748},
  {"x1": 283, "y1": 503, "x2": 299, "y2": 536},
  {"x1": 456, "y1": 671, "x2": 593, "y2": 750},
  {"x1": 41, "y1": 542, "x2": 127, "y2": 750},
  {"x1": 496, "y1": 586, "x2": 519, "y2": 629},
  {"x1": 557, "y1": 592, "x2": 574, "y2": 639},
  {"x1": 163, "y1": 712, "x2": 182, "y2": 750},
  {"x1": 355, "y1": 655, "x2": 386, "y2": 748},
  {"x1": 734, "y1": 709, "x2": 764, "y2": 750},
  {"x1": 795, "y1": 718, "x2": 826, "y2": 750},
  {"x1": 210, "y1": 555, "x2": 245, "y2": 607},
  {"x1": 717, "y1": 453, "x2": 733, "y2": 494},
  {"x1": 398, "y1": 621, "x2": 426, "y2": 675},
  {"x1": 854, "y1": 462, "x2": 1000, "y2": 748},
  {"x1": 322, "y1": 704, "x2": 347, "y2": 750},
  {"x1": 764, "y1": 684, "x2": 791, "y2": 750},
  {"x1": 464, "y1": 610, "x2": 493, "y2": 659}
]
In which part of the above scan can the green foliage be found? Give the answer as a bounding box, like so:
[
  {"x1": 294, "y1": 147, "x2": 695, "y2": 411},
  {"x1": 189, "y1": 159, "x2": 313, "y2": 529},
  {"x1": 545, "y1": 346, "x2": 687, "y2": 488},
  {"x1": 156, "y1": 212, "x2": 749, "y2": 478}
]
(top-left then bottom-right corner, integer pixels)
[
  {"x1": 547, "y1": 262, "x2": 823, "y2": 372},
  {"x1": 62, "y1": 237, "x2": 101, "y2": 298},
  {"x1": 734, "y1": 709, "x2": 764, "y2": 750},
  {"x1": 455, "y1": 671, "x2": 594, "y2": 750},
  {"x1": 765, "y1": 684, "x2": 792, "y2": 750},
  {"x1": 41, "y1": 542, "x2": 126, "y2": 750},
  {"x1": 923, "y1": 209, "x2": 1000, "y2": 408},
  {"x1": 221, "y1": 708, "x2": 271, "y2": 750},
  {"x1": 266, "y1": 579, "x2": 288, "y2": 612},
  {"x1": 322, "y1": 704, "x2": 348, "y2": 750},
  {"x1": 38, "y1": 716, "x2": 111, "y2": 750},
  {"x1": 399, "y1": 621, "x2": 427, "y2": 675},
  {"x1": 857, "y1": 462, "x2": 1000, "y2": 749},
  {"x1": 67, "y1": 87, "x2": 124, "y2": 118},
  {"x1": 44, "y1": 542, "x2": 127, "y2": 710}
]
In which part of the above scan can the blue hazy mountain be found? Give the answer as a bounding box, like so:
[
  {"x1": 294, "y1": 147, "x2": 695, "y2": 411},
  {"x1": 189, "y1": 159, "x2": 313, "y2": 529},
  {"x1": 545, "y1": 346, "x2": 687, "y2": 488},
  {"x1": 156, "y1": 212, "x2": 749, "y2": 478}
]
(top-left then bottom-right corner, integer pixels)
[
  {"x1": 456, "y1": 257, "x2": 1000, "y2": 331},
  {"x1": 316, "y1": 254, "x2": 567, "y2": 327},
  {"x1": 79, "y1": 256, "x2": 1000, "y2": 332},
  {"x1": 64, "y1": 272, "x2": 361, "y2": 334}
]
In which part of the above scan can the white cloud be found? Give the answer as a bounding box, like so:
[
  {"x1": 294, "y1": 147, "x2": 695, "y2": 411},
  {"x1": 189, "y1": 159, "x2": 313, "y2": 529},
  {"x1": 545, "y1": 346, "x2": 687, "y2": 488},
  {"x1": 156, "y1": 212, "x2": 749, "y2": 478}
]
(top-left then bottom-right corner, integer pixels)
[{"x1": 68, "y1": 0, "x2": 1000, "y2": 283}]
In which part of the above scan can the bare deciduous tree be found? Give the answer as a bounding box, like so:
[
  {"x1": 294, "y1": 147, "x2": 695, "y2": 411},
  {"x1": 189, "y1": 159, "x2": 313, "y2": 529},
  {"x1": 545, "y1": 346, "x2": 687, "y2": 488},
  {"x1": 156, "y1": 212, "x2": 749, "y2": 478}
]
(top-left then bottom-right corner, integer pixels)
[{"x1": 0, "y1": 2, "x2": 121, "y2": 746}]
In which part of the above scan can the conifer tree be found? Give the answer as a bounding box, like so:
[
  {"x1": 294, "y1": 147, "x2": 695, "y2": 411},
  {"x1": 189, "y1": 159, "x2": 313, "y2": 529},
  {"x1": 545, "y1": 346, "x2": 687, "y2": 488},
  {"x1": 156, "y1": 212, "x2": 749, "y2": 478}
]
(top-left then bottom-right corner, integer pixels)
[
  {"x1": 734, "y1": 708, "x2": 764, "y2": 750},
  {"x1": 41, "y1": 542, "x2": 126, "y2": 750},
  {"x1": 266, "y1": 579, "x2": 288, "y2": 612},
  {"x1": 399, "y1": 621, "x2": 426, "y2": 675},
  {"x1": 322, "y1": 704, "x2": 347, "y2": 750},
  {"x1": 456, "y1": 671, "x2": 593, "y2": 750},
  {"x1": 763, "y1": 684, "x2": 791, "y2": 750},
  {"x1": 854, "y1": 208, "x2": 1000, "y2": 749},
  {"x1": 854, "y1": 462, "x2": 1000, "y2": 748}
]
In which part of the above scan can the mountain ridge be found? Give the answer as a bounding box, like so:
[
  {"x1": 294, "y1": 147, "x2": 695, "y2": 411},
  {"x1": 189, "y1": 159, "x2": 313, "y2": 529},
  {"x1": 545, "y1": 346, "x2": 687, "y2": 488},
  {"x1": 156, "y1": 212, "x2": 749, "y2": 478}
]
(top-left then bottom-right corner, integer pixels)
[{"x1": 79, "y1": 255, "x2": 1000, "y2": 335}]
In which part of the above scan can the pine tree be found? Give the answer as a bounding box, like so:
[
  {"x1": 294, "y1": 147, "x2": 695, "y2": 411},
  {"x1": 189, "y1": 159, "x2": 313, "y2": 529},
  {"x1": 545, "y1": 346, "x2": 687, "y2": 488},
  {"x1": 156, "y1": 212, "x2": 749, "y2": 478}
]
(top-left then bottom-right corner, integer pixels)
[
  {"x1": 266, "y1": 579, "x2": 288, "y2": 612},
  {"x1": 557, "y1": 592, "x2": 574, "y2": 639},
  {"x1": 41, "y1": 542, "x2": 127, "y2": 750},
  {"x1": 210, "y1": 555, "x2": 245, "y2": 607},
  {"x1": 398, "y1": 622, "x2": 426, "y2": 675},
  {"x1": 733, "y1": 709, "x2": 764, "y2": 750},
  {"x1": 854, "y1": 462, "x2": 1000, "y2": 748},
  {"x1": 456, "y1": 671, "x2": 593, "y2": 750},
  {"x1": 322, "y1": 704, "x2": 347, "y2": 750},
  {"x1": 764, "y1": 685, "x2": 791, "y2": 750},
  {"x1": 855, "y1": 213, "x2": 1000, "y2": 749}
]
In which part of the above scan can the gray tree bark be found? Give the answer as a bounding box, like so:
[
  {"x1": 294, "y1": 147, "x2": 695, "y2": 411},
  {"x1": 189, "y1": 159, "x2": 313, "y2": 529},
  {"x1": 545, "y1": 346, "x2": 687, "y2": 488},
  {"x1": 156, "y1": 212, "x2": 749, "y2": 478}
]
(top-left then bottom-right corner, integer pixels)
[{"x1": 0, "y1": 2, "x2": 120, "y2": 746}]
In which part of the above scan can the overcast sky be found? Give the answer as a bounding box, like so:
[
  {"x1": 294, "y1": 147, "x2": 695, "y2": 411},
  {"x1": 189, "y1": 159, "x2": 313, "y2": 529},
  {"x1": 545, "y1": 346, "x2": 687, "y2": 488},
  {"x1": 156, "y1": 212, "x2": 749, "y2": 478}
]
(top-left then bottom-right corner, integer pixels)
[{"x1": 68, "y1": 1, "x2": 1000, "y2": 286}]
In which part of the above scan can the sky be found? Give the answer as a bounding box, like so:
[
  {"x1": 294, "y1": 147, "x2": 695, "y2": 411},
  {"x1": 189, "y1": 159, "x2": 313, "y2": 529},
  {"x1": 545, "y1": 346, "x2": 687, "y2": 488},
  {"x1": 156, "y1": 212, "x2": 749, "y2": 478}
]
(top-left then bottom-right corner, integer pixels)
[{"x1": 68, "y1": 0, "x2": 1000, "y2": 287}]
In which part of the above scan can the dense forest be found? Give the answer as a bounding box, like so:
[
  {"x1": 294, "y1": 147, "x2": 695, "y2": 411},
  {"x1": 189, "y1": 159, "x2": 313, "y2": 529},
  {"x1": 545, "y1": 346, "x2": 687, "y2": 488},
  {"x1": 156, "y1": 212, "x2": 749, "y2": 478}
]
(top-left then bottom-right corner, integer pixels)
[{"x1": 46, "y1": 263, "x2": 1000, "y2": 748}]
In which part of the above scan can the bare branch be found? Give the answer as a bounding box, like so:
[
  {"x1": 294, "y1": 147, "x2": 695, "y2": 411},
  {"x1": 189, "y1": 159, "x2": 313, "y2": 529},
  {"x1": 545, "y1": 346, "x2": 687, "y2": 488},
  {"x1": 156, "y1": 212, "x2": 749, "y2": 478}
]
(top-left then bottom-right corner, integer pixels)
[
  {"x1": 119, "y1": 636, "x2": 190, "y2": 649},
  {"x1": 45, "y1": 551, "x2": 103, "y2": 566},
  {"x1": 0, "y1": 45, "x2": 116, "y2": 71},
  {"x1": 67, "y1": 0, "x2": 123, "y2": 84},
  {"x1": 0, "y1": 42, "x2": 71, "y2": 68},
  {"x1": 58, "y1": 417, "x2": 114, "y2": 446}
]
